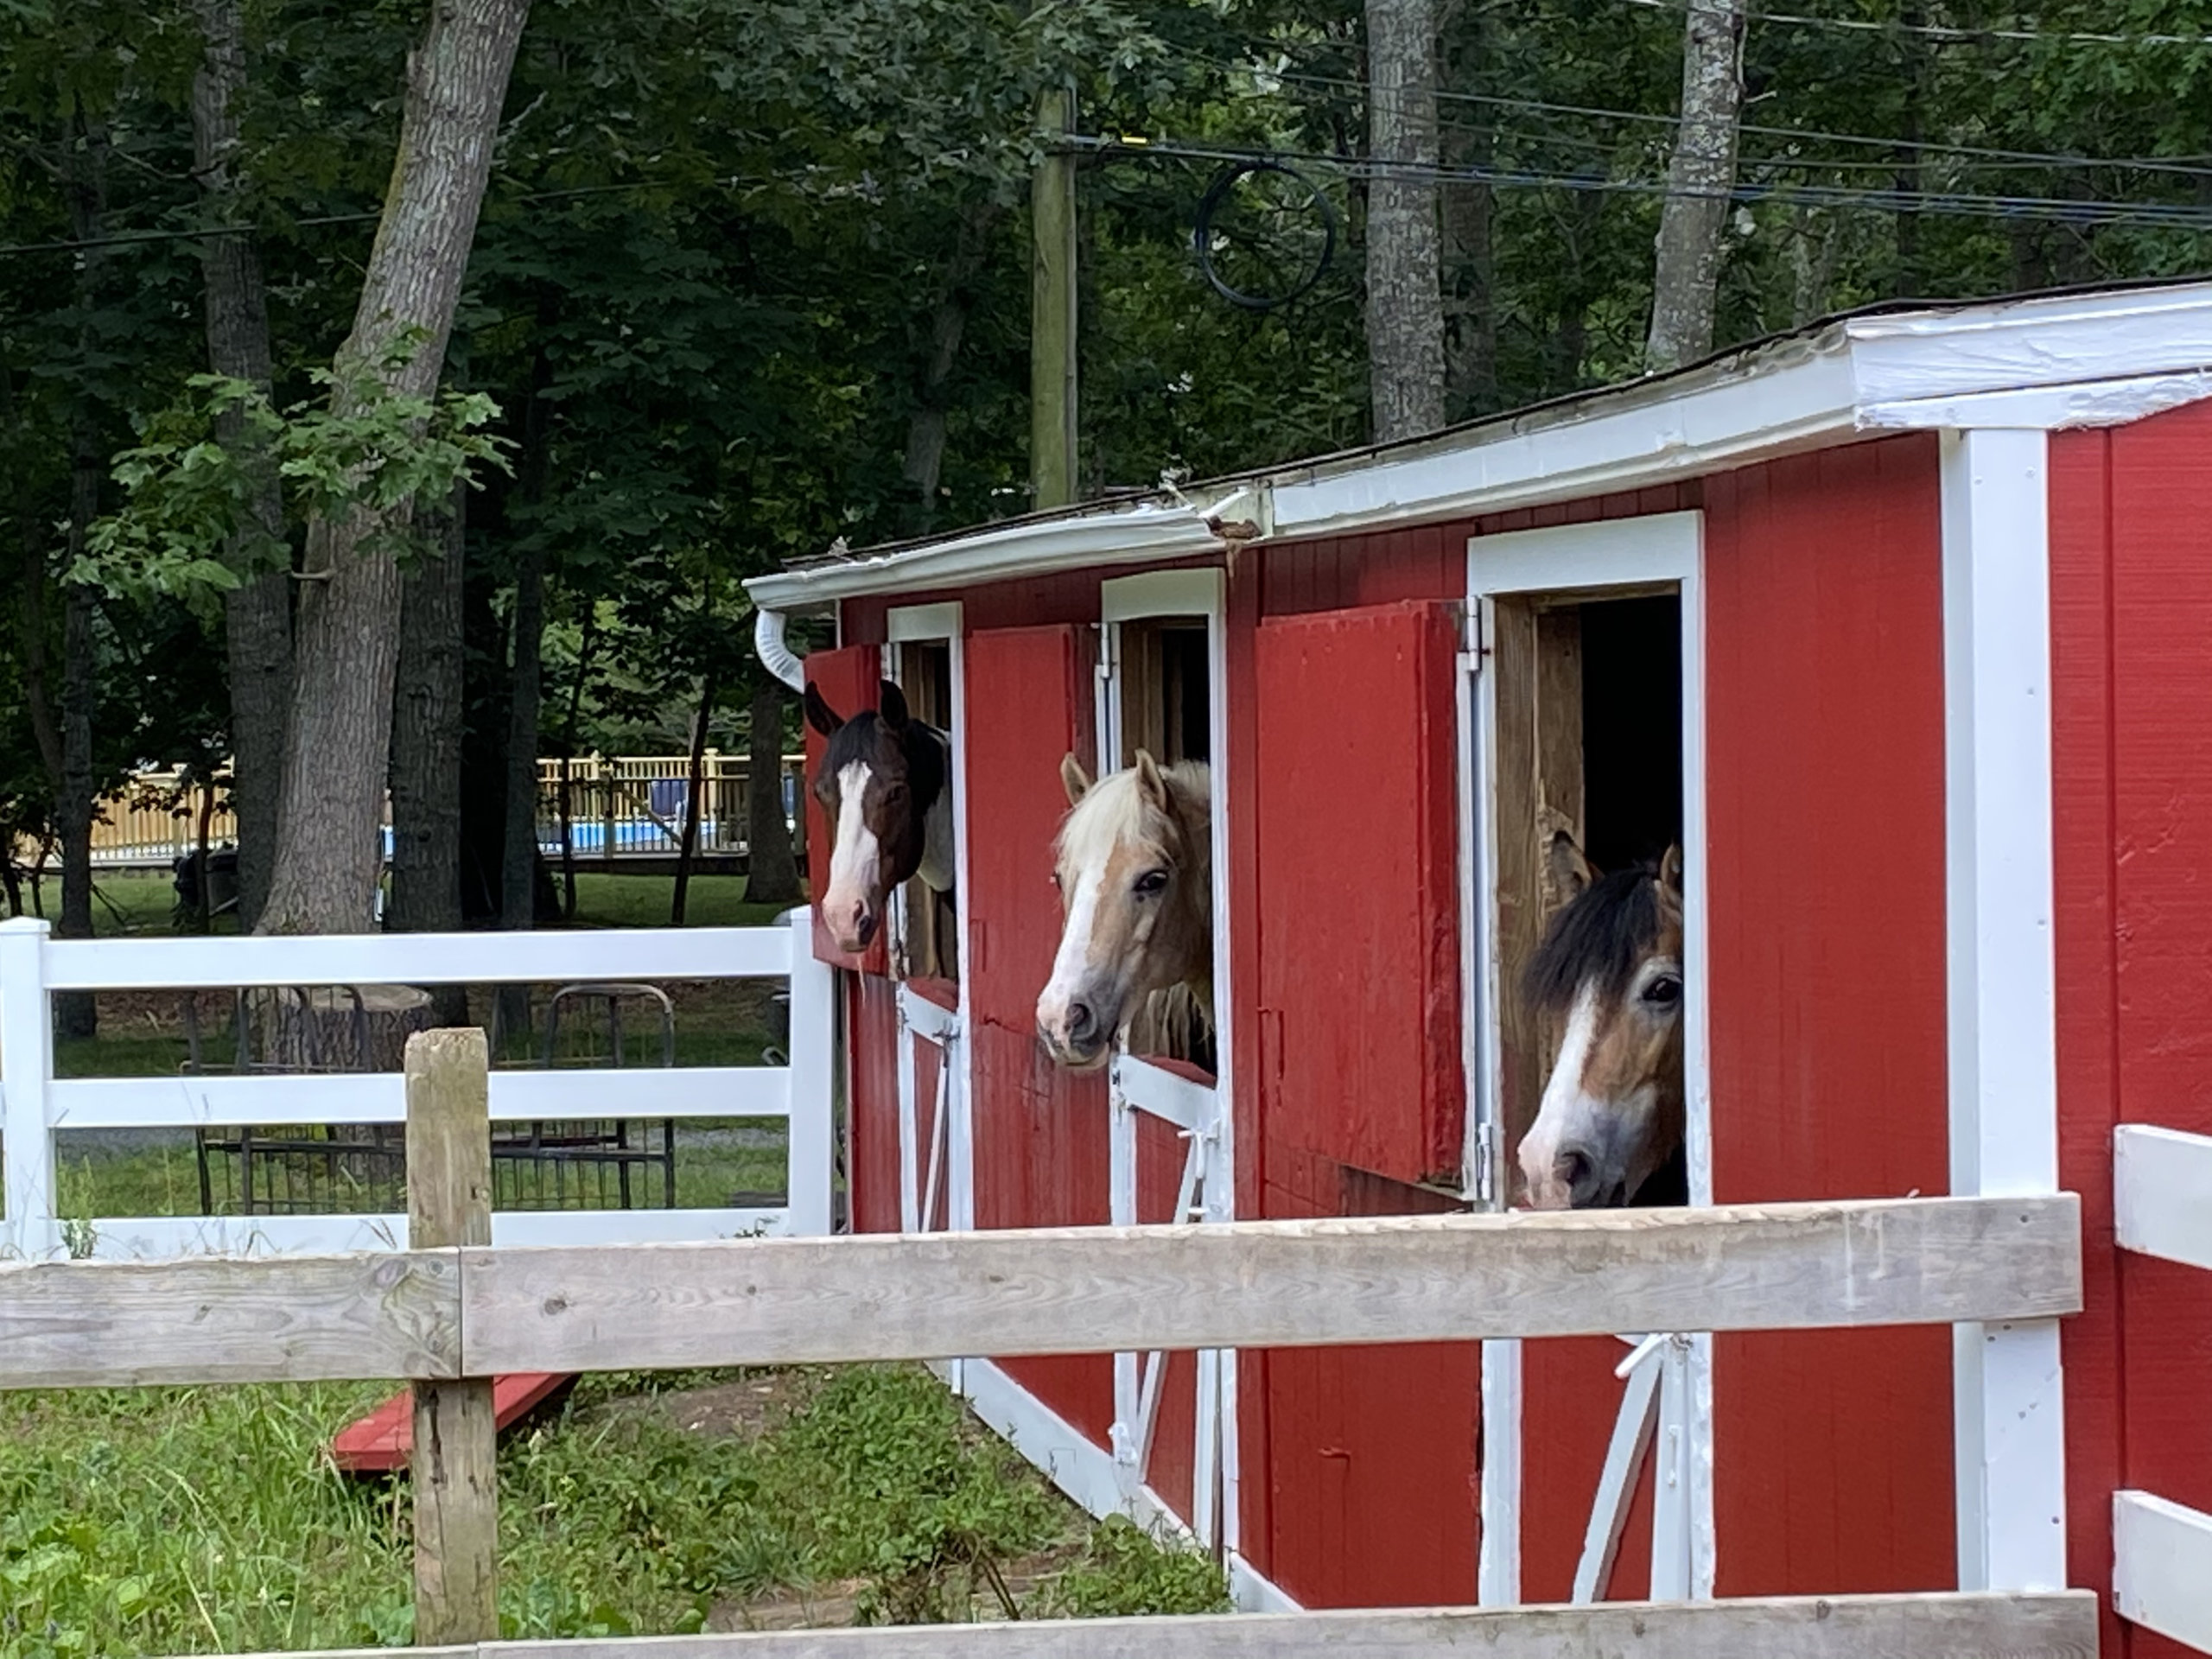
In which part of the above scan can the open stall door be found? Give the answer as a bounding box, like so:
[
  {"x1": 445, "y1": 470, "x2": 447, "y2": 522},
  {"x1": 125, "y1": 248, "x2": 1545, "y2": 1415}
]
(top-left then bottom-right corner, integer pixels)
[{"x1": 1250, "y1": 598, "x2": 1477, "y2": 1606}]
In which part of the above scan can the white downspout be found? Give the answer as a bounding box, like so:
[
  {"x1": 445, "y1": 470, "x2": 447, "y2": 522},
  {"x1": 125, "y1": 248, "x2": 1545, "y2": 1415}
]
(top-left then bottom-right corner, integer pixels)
[{"x1": 754, "y1": 607, "x2": 805, "y2": 692}]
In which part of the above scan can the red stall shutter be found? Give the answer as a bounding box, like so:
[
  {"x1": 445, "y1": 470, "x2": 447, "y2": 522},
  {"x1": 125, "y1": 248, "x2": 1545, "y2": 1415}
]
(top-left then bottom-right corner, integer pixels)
[
  {"x1": 961, "y1": 623, "x2": 1116, "y2": 1450},
  {"x1": 803, "y1": 644, "x2": 888, "y2": 976},
  {"x1": 1254, "y1": 600, "x2": 1465, "y2": 1185}
]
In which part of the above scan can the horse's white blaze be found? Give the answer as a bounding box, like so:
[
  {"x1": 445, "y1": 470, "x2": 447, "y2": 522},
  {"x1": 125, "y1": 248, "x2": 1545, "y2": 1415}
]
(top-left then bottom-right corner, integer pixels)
[
  {"x1": 822, "y1": 759, "x2": 881, "y2": 943},
  {"x1": 1036, "y1": 867, "x2": 1107, "y2": 1047},
  {"x1": 1520, "y1": 982, "x2": 1609, "y2": 1210}
]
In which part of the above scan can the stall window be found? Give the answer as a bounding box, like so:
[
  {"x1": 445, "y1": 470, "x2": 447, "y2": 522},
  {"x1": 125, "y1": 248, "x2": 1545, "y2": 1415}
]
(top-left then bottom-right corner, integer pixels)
[
  {"x1": 885, "y1": 608, "x2": 963, "y2": 986},
  {"x1": 1472, "y1": 518, "x2": 1703, "y2": 1212},
  {"x1": 1097, "y1": 571, "x2": 1224, "y2": 1070}
]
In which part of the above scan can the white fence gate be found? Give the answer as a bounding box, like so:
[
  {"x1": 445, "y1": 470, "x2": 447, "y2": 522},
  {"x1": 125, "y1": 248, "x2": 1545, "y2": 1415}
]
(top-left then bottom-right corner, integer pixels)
[{"x1": 0, "y1": 910, "x2": 834, "y2": 1260}]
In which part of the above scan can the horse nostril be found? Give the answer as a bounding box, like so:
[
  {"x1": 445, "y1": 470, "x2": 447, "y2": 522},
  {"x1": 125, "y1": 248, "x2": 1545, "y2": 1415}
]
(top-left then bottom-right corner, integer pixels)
[
  {"x1": 1065, "y1": 999, "x2": 1096, "y2": 1043},
  {"x1": 851, "y1": 909, "x2": 878, "y2": 947},
  {"x1": 1556, "y1": 1147, "x2": 1595, "y2": 1199}
]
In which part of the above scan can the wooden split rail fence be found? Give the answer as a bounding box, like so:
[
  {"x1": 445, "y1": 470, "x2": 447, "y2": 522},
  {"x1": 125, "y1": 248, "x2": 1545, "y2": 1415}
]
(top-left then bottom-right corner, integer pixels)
[{"x1": 0, "y1": 1030, "x2": 2098, "y2": 1659}]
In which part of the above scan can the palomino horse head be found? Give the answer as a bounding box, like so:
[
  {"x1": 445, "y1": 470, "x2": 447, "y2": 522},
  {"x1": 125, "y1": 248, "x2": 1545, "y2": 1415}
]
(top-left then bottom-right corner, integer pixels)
[
  {"x1": 1516, "y1": 831, "x2": 1687, "y2": 1210},
  {"x1": 803, "y1": 678, "x2": 952, "y2": 954},
  {"x1": 1036, "y1": 751, "x2": 1212, "y2": 1070}
]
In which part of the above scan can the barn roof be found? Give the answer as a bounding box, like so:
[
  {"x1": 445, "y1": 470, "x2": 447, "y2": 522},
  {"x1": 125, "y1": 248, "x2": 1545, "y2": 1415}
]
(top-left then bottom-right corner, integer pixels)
[{"x1": 746, "y1": 276, "x2": 2212, "y2": 611}]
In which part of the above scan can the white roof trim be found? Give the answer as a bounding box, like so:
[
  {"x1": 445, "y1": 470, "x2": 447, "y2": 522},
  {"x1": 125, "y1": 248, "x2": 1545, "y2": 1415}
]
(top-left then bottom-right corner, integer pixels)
[
  {"x1": 1859, "y1": 369, "x2": 2212, "y2": 432},
  {"x1": 746, "y1": 500, "x2": 1230, "y2": 608},
  {"x1": 1270, "y1": 345, "x2": 1859, "y2": 536},
  {"x1": 745, "y1": 283, "x2": 2212, "y2": 607}
]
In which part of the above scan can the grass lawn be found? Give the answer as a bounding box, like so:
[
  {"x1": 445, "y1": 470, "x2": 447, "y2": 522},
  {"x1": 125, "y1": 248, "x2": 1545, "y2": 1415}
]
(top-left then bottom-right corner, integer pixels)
[{"x1": 0, "y1": 1363, "x2": 1227, "y2": 1655}]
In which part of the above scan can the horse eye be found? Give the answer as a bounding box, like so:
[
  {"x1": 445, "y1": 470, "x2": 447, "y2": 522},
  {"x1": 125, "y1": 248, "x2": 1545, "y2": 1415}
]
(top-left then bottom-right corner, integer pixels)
[
  {"x1": 1134, "y1": 869, "x2": 1169, "y2": 898},
  {"x1": 1643, "y1": 976, "x2": 1681, "y2": 1008}
]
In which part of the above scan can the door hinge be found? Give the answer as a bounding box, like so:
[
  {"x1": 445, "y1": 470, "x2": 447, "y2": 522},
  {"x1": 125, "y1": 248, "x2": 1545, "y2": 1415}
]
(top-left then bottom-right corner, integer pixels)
[
  {"x1": 1459, "y1": 601, "x2": 1485, "y2": 675},
  {"x1": 1472, "y1": 1131, "x2": 1497, "y2": 1207}
]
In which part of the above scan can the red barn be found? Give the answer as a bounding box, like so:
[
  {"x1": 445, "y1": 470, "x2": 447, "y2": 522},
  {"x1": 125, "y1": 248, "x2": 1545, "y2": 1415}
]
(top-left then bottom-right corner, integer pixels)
[{"x1": 746, "y1": 279, "x2": 2212, "y2": 1651}]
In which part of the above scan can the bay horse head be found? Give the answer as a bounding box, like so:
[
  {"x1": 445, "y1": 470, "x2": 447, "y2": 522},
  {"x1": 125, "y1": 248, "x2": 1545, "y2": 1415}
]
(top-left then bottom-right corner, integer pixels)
[
  {"x1": 1516, "y1": 831, "x2": 1687, "y2": 1210},
  {"x1": 803, "y1": 678, "x2": 952, "y2": 954},
  {"x1": 1036, "y1": 751, "x2": 1213, "y2": 1071}
]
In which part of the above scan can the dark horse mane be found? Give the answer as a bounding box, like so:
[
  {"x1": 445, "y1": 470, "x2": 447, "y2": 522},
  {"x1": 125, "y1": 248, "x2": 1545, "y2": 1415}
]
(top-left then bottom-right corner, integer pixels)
[
  {"x1": 1522, "y1": 853, "x2": 1688, "y2": 1209},
  {"x1": 1522, "y1": 861, "x2": 1664, "y2": 1015}
]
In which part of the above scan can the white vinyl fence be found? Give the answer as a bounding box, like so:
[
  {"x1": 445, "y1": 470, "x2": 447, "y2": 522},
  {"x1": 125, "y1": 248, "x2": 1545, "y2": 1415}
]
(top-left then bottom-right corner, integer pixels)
[{"x1": 0, "y1": 909, "x2": 833, "y2": 1260}]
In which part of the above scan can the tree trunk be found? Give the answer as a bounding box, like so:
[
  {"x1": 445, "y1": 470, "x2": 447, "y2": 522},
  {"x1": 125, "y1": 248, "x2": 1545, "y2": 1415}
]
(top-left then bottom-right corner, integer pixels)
[
  {"x1": 54, "y1": 118, "x2": 110, "y2": 1040},
  {"x1": 1363, "y1": 0, "x2": 1446, "y2": 443},
  {"x1": 257, "y1": 0, "x2": 533, "y2": 937},
  {"x1": 556, "y1": 607, "x2": 597, "y2": 921},
  {"x1": 1440, "y1": 0, "x2": 1497, "y2": 421},
  {"x1": 499, "y1": 545, "x2": 545, "y2": 931},
  {"x1": 902, "y1": 208, "x2": 999, "y2": 537},
  {"x1": 1645, "y1": 0, "x2": 1745, "y2": 372},
  {"x1": 388, "y1": 484, "x2": 470, "y2": 1023},
  {"x1": 194, "y1": 0, "x2": 293, "y2": 931},
  {"x1": 671, "y1": 671, "x2": 718, "y2": 926},
  {"x1": 744, "y1": 671, "x2": 800, "y2": 906},
  {"x1": 1891, "y1": 44, "x2": 1923, "y2": 296}
]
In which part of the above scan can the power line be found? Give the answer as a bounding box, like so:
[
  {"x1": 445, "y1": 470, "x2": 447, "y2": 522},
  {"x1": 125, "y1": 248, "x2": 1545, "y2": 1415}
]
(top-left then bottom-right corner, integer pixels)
[
  {"x1": 1611, "y1": 0, "x2": 2212, "y2": 49},
  {"x1": 1077, "y1": 131, "x2": 2212, "y2": 231},
  {"x1": 1243, "y1": 61, "x2": 2212, "y2": 181}
]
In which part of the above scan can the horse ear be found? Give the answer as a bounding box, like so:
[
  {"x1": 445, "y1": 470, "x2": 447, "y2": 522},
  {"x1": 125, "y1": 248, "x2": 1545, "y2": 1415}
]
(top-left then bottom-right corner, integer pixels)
[
  {"x1": 1658, "y1": 843, "x2": 1686, "y2": 916},
  {"x1": 878, "y1": 679, "x2": 910, "y2": 731},
  {"x1": 1542, "y1": 828, "x2": 1595, "y2": 906},
  {"x1": 804, "y1": 683, "x2": 843, "y2": 738},
  {"x1": 1060, "y1": 752, "x2": 1092, "y2": 805},
  {"x1": 1134, "y1": 750, "x2": 1168, "y2": 809}
]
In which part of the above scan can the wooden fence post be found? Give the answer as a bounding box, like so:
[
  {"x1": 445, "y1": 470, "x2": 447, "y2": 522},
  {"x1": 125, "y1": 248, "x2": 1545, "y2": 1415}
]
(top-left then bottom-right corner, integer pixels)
[{"x1": 405, "y1": 1027, "x2": 498, "y2": 1644}]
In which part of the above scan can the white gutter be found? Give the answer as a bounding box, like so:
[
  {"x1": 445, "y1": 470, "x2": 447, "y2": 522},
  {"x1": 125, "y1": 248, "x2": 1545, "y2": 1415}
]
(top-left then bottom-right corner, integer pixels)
[{"x1": 754, "y1": 607, "x2": 806, "y2": 693}]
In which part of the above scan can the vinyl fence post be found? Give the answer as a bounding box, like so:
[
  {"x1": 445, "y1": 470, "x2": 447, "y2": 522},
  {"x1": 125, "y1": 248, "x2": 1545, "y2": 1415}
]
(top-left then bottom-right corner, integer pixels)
[
  {"x1": 784, "y1": 906, "x2": 836, "y2": 1237},
  {"x1": 406, "y1": 1027, "x2": 498, "y2": 1643},
  {"x1": 0, "y1": 918, "x2": 58, "y2": 1259}
]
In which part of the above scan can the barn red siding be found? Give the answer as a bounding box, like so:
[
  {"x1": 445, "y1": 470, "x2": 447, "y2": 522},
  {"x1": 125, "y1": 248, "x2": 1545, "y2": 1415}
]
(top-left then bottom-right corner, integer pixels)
[
  {"x1": 847, "y1": 973, "x2": 903, "y2": 1236},
  {"x1": 961, "y1": 622, "x2": 1115, "y2": 1449},
  {"x1": 2052, "y1": 401, "x2": 2212, "y2": 1659},
  {"x1": 1700, "y1": 435, "x2": 1955, "y2": 1597},
  {"x1": 802, "y1": 644, "x2": 890, "y2": 976}
]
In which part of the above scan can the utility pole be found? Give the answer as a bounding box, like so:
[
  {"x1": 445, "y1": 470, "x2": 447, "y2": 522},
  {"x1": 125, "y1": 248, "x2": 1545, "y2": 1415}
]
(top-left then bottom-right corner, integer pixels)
[{"x1": 1030, "y1": 84, "x2": 1077, "y2": 511}]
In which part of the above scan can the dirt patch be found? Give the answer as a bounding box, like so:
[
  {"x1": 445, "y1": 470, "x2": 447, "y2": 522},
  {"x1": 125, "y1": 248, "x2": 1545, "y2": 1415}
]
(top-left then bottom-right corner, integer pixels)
[
  {"x1": 594, "y1": 1369, "x2": 821, "y2": 1441},
  {"x1": 710, "y1": 1545, "x2": 1089, "y2": 1632}
]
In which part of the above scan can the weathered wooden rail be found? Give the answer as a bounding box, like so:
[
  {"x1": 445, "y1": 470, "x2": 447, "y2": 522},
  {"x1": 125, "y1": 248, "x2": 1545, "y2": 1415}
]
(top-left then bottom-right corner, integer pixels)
[{"x1": 0, "y1": 1030, "x2": 2095, "y2": 1659}]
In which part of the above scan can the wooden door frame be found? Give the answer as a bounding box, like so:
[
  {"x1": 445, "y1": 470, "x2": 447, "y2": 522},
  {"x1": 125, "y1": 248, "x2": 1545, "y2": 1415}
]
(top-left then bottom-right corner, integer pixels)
[
  {"x1": 1096, "y1": 566, "x2": 1238, "y2": 1560},
  {"x1": 885, "y1": 602, "x2": 973, "y2": 1252},
  {"x1": 1461, "y1": 511, "x2": 1713, "y2": 1606}
]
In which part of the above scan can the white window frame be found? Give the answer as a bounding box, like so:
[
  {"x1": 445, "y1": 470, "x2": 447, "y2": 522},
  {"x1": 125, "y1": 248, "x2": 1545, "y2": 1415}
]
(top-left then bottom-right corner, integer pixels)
[
  {"x1": 1461, "y1": 511, "x2": 1714, "y2": 1606},
  {"x1": 883, "y1": 603, "x2": 973, "y2": 1257},
  {"x1": 1096, "y1": 566, "x2": 1237, "y2": 1558}
]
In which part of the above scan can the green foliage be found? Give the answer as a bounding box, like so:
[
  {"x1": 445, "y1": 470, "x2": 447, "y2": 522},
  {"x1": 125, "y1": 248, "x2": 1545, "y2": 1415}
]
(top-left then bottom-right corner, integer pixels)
[
  {"x1": 1039, "y1": 1516, "x2": 1232, "y2": 1618},
  {"x1": 80, "y1": 349, "x2": 511, "y2": 606}
]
